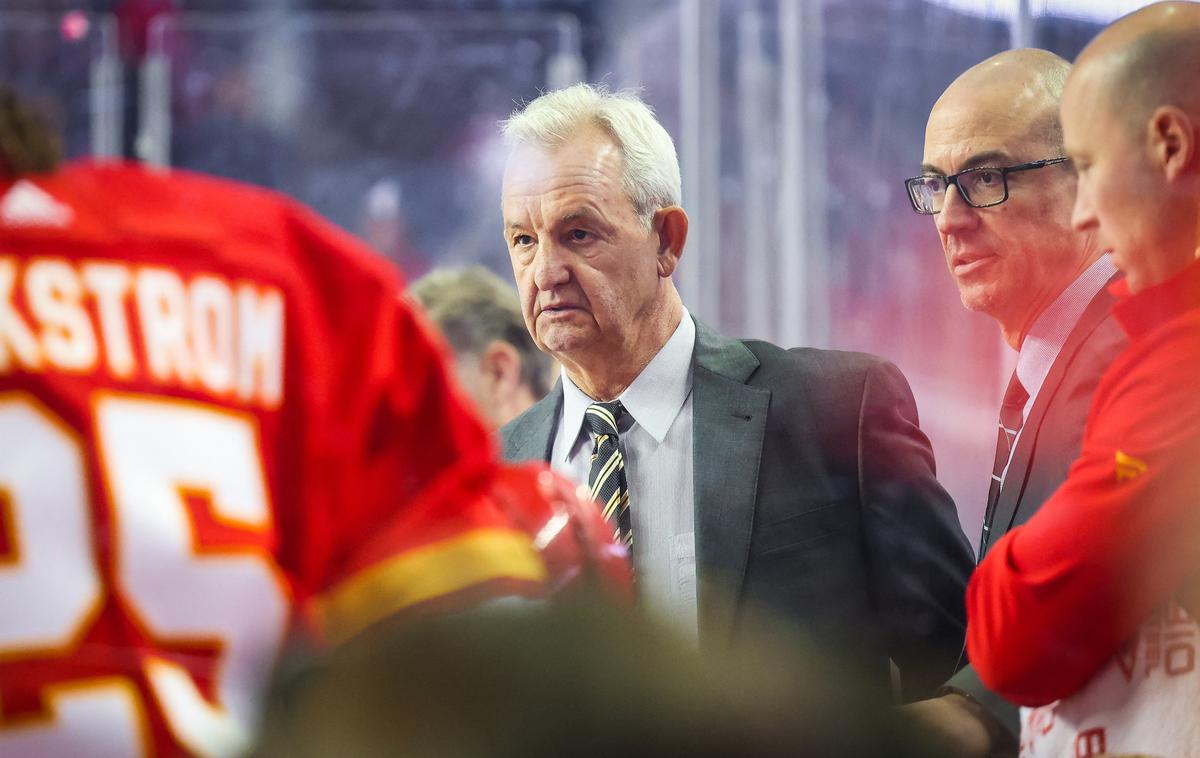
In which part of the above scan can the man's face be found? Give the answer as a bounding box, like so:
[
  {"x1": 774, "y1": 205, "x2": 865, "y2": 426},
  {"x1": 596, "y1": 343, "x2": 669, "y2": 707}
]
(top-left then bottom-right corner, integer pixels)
[
  {"x1": 501, "y1": 128, "x2": 665, "y2": 367},
  {"x1": 923, "y1": 93, "x2": 1086, "y2": 331},
  {"x1": 1062, "y1": 71, "x2": 1171, "y2": 292}
]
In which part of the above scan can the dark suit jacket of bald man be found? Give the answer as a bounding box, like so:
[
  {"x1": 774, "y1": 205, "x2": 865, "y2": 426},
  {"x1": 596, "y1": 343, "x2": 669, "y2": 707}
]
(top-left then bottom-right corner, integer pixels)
[
  {"x1": 502, "y1": 317, "x2": 975, "y2": 701},
  {"x1": 945, "y1": 284, "x2": 1128, "y2": 743}
]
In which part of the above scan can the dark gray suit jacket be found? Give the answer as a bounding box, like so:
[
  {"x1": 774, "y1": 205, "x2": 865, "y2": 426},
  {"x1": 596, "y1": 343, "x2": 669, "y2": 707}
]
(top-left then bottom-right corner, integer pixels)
[
  {"x1": 502, "y1": 317, "x2": 975, "y2": 701},
  {"x1": 945, "y1": 284, "x2": 1128, "y2": 742}
]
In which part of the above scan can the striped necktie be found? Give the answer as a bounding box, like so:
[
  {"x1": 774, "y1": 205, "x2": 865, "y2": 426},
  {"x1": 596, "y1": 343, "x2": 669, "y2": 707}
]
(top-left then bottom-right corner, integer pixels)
[
  {"x1": 584, "y1": 400, "x2": 632, "y2": 547},
  {"x1": 980, "y1": 371, "x2": 1029, "y2": 559}
]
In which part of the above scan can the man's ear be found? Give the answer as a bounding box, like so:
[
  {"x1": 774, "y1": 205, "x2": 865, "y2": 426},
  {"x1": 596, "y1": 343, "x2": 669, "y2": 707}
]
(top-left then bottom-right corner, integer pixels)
[
  {"x1": 479, "y1": 340, "x2": 523, "y2": 396},
  {"x1": 1150, "y1": 105, "x2": 1197, "y2": 184},
  {"x1": 653, "y1": 206, "x2": 688, "y2": 278}
]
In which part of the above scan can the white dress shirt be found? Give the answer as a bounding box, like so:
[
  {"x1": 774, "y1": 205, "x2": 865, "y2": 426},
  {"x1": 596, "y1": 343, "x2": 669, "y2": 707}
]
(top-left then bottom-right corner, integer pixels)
[{"x1": 551, "y1": 309, "x2": 698, "y2": 639}]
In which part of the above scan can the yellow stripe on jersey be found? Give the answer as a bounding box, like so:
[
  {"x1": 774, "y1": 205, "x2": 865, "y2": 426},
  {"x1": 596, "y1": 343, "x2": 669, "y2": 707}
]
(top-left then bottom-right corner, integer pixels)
[{"x1": 313, "y1": 529, "x2": 548, "y2": 644}]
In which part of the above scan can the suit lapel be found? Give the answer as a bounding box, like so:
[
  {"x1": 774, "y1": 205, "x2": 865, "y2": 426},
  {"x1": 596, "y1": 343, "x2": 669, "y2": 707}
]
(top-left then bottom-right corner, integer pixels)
[
  {"x1": 500, "y1": 380, "x2": 562, "y2": 463},
  {"x1": 988, "y1": 284, "x2": 1117, "y2": 545},
  {"x1": 691, "y1": 318, "x2": 770, "y2": 647}
]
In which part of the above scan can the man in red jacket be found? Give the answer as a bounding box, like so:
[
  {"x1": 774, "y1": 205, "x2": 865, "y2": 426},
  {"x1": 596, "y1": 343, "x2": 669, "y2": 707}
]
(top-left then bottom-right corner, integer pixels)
[{"x1": 965, "y1": 3, "x2": 1200, "y2": 756}]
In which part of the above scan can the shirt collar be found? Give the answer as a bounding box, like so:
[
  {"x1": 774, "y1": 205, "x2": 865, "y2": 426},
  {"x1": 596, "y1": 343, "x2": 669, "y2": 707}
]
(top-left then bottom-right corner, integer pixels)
[
  {"x1": 559, "y1": 370, "x2": 593, "y2": 462},
  {"x1": 618, "y1": 309, "x2": 695, "y2": 443},
  {"x1": 1016, "y1": 254, "x2": 1117, "y2": 402},
  {"x1": 558, "y1": 308, "x2": 696, "y2": 459},
  {"x1": 1111, "y1": 255, "x2": 1200, "y2": 340}
]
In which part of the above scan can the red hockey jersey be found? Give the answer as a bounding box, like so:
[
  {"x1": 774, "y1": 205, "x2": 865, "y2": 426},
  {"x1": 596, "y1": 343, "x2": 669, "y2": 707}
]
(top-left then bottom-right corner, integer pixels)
[{"x1": 0, "y1": 162, "x2": 625, "y2": 757}]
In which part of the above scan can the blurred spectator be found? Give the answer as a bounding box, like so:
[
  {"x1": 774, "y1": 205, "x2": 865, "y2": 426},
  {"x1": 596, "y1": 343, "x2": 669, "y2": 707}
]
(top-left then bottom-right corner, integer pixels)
[
  {"x1": 172, "y1": 55, "x2": 289, "y2": 188},
  {"x1": 410, "y1": 265, "x2": 555, "y2": 428},
  {"x1": 358, "y1": 177, "x2": 430, "y2": 276}
]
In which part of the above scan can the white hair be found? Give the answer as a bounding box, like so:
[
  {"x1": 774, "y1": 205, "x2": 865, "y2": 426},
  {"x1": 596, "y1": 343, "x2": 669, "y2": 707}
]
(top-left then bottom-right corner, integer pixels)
[{"x1": 500, "y1": 83, "x2": 682, "y2": 227}]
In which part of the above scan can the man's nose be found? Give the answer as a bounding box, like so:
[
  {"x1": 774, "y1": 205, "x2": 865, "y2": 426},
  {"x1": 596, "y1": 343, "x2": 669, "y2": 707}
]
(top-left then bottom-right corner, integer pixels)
[
  {"x1": 934, "y1": 184, "x2": 979, "y2": 236},
  {"x1": 532, "y1": 239, "x2": 570, "y2": 290},
  {"x1": 1071, "y1": 187, "x2": 1099, "y2": 233}
]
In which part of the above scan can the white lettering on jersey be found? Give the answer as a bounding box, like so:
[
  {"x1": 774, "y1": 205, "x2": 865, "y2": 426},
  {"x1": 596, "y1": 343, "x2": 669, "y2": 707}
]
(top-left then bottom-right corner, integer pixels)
[
  {"x1": 81, "y1": 262, "x2": 136, "y2": 379},
  {"x1": 236, "y1": 284, "x2": 284, "y2": 410},
  {"x1": 0, "y1": 258, "x2": 42, "y2": 371},
  {"x1": 26, "y1": 258, "x2": 98, "y2": 372},
  {"x1": 136, "y1": 267, "x2": 194, "y2": 386},
  {"x1": 0, "y1": 257, "x2": 286, "y2": 409},
  {"x1": 190, "y1": 276, "x2": 235, "y2": 396}
]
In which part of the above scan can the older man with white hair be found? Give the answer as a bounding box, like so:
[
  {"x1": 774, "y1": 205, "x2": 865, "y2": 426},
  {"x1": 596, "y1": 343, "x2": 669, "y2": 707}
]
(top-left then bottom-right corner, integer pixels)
[{"x1": 499, "y1": 83, "x2": 974, "y2": 700}]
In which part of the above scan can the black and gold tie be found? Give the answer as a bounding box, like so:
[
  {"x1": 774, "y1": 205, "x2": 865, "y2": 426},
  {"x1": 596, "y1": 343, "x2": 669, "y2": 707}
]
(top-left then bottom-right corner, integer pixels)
[
  {"x1": 584, "y1": 400, "x2": 632, "y2": 546},
  {"x1": 980, "y1": 371, "x2": 1029, "y2": 559}
]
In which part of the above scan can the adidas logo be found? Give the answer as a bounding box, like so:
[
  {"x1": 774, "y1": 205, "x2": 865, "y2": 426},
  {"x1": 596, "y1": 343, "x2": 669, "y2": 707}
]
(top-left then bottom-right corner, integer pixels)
[{"x1": 0, "y1": 179, "x2": 74, "y2": 228}]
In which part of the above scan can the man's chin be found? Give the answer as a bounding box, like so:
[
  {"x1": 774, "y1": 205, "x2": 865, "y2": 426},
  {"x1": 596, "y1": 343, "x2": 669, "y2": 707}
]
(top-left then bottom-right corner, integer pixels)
[
  {"x1": 1108, "y1": 250, "x2": 1147, "y2": 292},
  {"x1": 957, "y1": 287, "x2": 999, "y2": 315},
  {"x1": 1120, "y1": 267, "x2": 1150, "y2": 294},
  {"x1": 536, "y1": 326, "x2": 597, "y2": 360}
]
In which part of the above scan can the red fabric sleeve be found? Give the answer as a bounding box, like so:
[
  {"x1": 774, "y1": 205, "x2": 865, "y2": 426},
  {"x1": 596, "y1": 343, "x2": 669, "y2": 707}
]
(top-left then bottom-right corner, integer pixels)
[
  {"x1": 966, "y1": 315, "x2": 1200, "y2": 706},
  {"x1": 267, "y1": 202, "x2": 526, "y2": 635}
]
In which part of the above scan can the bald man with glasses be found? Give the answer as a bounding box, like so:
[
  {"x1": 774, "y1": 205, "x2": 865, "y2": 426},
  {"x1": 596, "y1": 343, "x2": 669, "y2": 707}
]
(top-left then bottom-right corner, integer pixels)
[{"x1": 900, "y1": 49, "x2": 1127, "y2": 757}]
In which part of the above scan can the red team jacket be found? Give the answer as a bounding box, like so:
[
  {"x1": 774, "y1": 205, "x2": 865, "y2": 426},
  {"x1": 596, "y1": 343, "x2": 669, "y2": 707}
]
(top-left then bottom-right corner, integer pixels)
[
  {"x1": 0, "y1": 162, "x2": 628, "y2": 757},
  {"x1": 967, "y1": 256, "x2": 1200, "y2": 706}
]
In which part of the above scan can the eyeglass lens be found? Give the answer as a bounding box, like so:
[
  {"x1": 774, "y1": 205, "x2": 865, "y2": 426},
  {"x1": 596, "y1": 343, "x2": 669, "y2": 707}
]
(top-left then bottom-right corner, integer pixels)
[{"x1": 910, "y1": 168, "x2": 1007, "y2": 213}]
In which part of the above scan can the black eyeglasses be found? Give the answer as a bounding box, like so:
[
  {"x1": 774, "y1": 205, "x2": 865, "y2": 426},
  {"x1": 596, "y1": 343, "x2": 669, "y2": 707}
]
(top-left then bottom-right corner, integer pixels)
[{"x1": 904, "y1": 156, "x2": 1070, "y2": 215}]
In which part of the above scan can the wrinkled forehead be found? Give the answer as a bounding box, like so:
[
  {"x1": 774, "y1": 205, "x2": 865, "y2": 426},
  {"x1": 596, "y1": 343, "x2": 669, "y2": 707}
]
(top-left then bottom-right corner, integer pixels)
[{"x1": 501, "y1": 129, "x2": 624, "y2": 196}]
